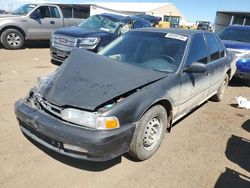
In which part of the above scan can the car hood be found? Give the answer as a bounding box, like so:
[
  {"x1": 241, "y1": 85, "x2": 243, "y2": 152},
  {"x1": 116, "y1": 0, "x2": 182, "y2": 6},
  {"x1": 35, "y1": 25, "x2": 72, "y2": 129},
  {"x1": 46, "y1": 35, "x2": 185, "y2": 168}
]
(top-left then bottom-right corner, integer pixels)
[
  {"x1": 222, "y1": 40, "x2": 250, "y2": 51},
  {"x1": 54, "y1": 26, "x2": 111, "y2": 38},
  {"x1": 42, "y1": 49, "x2": 167, "y2": 111},
  {"x1": 0, "y1": 14, "x2": 24, "y2": 19}
]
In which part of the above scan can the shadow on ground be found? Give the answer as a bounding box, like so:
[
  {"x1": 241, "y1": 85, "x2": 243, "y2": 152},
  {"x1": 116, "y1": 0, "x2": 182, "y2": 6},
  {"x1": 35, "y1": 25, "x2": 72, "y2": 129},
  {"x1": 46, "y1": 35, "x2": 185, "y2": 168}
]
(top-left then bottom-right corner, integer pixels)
[
  {"x1": 214, "y1": 119, "x2": 250, "y2": 187},
  {"x1": 214, "y1": 168, "x2": 250, "y2": 188},
  {"x1": 25, "y1": 41, "x2": 50, "y2": 48},
  {"x1": 242, "y1": 119, "x2": 250, "y2": 133},
  {"x1": 229, "y1": 77, "x2": 249, "y2": 87},
  {"x1": 225, "y1": 134, "x2": 250, "y2": 172},
  {"x1": 0, "y1": 40, "x2": 50, "y2": 49},
  {"x1": 24, "y1": 134, "x2": 122, "y2": 172}
]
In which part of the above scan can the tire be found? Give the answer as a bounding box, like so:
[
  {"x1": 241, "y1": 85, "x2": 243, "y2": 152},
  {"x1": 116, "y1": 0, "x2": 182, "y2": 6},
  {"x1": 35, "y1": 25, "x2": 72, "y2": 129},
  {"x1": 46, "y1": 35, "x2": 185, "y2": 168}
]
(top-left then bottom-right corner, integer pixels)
[
  {"x1": 211, "y1": 74, "x2": 229, "y2": 102},
  {"x1": 129, "y1": 105, "x2": 168, "y2": 160},
  {"x1": 1, "y1": 29, "x2": 25, "y2": 49}
]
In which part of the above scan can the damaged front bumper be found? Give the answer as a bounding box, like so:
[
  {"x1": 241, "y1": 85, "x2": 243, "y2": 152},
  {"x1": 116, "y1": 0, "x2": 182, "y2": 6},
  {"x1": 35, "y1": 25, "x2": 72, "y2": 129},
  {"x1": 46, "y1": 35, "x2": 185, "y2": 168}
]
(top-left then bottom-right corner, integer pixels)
[{"x1": 14, "y1": 100, "x2": 136, "y2": 161}]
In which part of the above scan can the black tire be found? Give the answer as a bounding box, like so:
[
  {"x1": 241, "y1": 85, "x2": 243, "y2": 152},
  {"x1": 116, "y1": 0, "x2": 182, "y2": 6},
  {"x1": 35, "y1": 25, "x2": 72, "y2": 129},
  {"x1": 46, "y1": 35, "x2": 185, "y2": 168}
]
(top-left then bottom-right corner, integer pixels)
[
  {"x1": 211, "y1": 74, "x2": 229, "y2": 102},
  {"x1": 129, "y1": 105, "x2": 168, "y2": 160},
  {"x1": 1, "y1": 29, "x2": 25, "y2": 49}
]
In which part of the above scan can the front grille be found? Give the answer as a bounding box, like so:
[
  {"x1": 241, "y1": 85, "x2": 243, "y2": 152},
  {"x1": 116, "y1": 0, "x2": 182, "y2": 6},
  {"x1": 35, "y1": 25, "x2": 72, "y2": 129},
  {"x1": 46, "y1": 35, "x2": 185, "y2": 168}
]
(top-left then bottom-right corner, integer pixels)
[
  {"x1": 39, "y1": 99, "x2": 63, "y2": 118},
  {"x1": 52, "y1": 34, "x2": 77, "y2": 51}
]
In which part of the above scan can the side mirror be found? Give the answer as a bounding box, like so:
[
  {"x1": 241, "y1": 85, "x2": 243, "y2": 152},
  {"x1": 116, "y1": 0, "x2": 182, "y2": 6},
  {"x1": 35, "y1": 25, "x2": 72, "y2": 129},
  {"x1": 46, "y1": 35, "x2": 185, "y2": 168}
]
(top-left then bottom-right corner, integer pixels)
[
  {"x1": 30, "y1": 10, "x2": 41, "y2": 19},
  {"x1": 184, "y1": 62, "x2": 207, "y2": 73}
]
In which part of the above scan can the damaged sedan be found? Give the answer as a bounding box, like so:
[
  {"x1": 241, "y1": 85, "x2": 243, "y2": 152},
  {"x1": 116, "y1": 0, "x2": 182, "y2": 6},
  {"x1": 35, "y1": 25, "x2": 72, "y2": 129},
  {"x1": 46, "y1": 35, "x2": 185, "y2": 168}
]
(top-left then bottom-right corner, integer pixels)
[{"x1": 15, "y1": 28, "x2": 232, "y2": 161}]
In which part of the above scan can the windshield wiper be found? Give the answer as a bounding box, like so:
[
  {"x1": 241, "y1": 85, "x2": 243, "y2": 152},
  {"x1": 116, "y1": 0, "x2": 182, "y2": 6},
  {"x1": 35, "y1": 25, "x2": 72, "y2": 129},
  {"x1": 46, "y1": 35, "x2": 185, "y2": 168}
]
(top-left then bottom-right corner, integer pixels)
[{"x1": 150, "y1": 68, "x2": 173, "y2": 73}]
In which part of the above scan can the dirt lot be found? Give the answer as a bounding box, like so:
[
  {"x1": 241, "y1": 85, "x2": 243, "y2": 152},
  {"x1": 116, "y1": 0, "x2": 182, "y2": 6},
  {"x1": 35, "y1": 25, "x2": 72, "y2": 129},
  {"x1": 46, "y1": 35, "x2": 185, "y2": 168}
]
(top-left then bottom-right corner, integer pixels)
[{"x1": 0, "y1": 45, "x2": 249, "y2": 188}]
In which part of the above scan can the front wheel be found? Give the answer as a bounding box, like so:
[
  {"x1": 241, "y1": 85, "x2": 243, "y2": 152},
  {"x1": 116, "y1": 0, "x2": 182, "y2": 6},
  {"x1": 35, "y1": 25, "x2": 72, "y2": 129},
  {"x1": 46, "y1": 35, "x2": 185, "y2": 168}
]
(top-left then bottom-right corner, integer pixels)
[
  {"x1": 211, "y1": 74, "x2": 229, "y2": 102},
  {"x1": 129, "y1": 105, "x2": 168, "y2": 160},
  {"x1": 1, "y1": 29, "x2": 25, "y2": 49}
]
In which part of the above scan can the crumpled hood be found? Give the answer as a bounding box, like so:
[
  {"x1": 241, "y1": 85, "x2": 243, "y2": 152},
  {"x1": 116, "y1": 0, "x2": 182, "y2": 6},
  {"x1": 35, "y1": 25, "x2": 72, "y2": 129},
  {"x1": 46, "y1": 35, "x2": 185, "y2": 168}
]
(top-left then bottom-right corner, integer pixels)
[
  {"x1": 42, "y1": 49, "x2": 167, "y2": 111},
  {"x1": 54, "y1": 26, "x2": 110, "y2": 38},
  {"x1": 222, "y1": 40, "x2": 250, "y2": 51}
]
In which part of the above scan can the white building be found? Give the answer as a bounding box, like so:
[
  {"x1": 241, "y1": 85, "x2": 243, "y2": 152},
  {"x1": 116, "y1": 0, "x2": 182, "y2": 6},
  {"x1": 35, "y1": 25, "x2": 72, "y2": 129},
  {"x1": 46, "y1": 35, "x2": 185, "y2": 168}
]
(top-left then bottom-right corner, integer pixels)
[{"x1": 65, "y1": 2, "x2": 185, "y2": 25}]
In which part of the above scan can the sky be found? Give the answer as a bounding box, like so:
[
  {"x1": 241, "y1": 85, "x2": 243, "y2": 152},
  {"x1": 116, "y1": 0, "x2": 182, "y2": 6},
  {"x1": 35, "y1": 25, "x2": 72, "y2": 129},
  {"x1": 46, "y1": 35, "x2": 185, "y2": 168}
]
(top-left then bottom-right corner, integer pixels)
[{"x1": 0, "y1": 0, "x2": 250, "y2": 23}]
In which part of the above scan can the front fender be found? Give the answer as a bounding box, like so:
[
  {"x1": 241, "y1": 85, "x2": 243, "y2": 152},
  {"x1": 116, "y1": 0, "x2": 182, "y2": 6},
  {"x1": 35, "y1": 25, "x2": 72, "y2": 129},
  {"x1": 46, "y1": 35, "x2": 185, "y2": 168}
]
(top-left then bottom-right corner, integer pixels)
[
  {"x1": 101, "y1": 76, "x2": 179, "y2": 126},
  {"x1": 0, "y1": 18, "x2": 28, "y2": 36}
]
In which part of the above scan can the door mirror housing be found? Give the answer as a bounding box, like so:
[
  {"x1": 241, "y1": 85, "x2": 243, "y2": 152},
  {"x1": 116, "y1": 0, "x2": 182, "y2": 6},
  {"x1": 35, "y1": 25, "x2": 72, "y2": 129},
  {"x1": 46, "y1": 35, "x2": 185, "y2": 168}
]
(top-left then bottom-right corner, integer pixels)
[{"x1": 184, "y1": 62, "x2": 207, "y2": 73}]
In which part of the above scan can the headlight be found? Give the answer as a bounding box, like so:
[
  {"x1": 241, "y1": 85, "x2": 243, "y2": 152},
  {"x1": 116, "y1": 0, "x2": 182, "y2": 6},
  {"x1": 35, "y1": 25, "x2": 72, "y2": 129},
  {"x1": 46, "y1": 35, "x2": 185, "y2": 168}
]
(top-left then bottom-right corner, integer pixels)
[
  {"x1": 50, "y1": 33, "x2": 55, "y2": 46},
  {"x1": 61, "y1": 108, "x2": 119, "y2": 130},
  {"x1": 78, "y1": 37, "x2": 100, "y2": 47}
]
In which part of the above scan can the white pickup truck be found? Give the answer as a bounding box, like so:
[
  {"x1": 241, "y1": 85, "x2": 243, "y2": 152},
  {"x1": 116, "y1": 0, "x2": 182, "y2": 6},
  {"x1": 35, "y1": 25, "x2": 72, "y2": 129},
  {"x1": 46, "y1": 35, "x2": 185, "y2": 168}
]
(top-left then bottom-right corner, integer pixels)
[{"x1": 0, "y1": 4, "x2": 86, "y2": 49}]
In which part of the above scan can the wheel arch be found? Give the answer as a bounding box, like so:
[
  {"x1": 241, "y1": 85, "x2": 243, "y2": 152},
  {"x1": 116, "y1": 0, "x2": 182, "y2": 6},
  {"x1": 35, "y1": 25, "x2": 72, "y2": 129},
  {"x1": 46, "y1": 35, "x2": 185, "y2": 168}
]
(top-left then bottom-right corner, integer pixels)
[
  {"x1": 226, "y1": 68, "x2": 232, "y2": 79},
  {"x1": 0, "y1": 26, "x2": 26, "y2": 41},
  {"x1": 139, "y1": 99, "x2": 174, "y2": 132}
]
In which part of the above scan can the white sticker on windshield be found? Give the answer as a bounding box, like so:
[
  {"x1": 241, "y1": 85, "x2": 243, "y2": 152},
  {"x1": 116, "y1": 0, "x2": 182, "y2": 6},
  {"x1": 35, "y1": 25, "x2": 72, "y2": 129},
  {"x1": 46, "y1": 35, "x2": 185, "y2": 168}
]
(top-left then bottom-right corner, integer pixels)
[{"x1": 165, "y1": 33, "x2": 188, "y2": 41}]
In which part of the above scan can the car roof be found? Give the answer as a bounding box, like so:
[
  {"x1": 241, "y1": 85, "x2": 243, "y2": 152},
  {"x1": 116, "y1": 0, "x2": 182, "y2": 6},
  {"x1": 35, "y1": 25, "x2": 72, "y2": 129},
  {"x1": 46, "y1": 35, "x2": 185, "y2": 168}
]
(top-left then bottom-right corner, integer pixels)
[
  {"x1": 100, "y1": 13, "x2": 152, "y2": 24},
  {"x1": 100, "y1": 13, "x2": 125, "y2": 21},
  {"x1": 132, "y1": 28, "x2": 212, "y2": 37}
]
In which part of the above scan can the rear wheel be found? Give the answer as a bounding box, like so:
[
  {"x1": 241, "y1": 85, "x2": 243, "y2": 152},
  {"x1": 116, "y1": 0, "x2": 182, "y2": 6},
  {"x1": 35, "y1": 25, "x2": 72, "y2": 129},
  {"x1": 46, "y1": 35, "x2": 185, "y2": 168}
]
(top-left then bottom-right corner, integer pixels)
[
  {"x1": 211, "y1": 74, "x2": 229, "y2": 102},
  {"x1": 1, "y1": 29, "x2": 24, "y2": 49},
  {"x1": 129, "y1": 105, "x2": 167, "y2": 160}
]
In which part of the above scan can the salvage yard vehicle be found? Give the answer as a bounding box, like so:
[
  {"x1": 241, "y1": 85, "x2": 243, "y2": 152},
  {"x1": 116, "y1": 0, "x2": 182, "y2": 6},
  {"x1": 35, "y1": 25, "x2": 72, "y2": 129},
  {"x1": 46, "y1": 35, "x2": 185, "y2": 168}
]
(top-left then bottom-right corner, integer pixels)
[
  {"x1": 0, "y1": 4, "x2": 86, "y2": 49},
  {"x1": 219, "y1": 25, "x2": 250, "y2": 84},
  {"x1": 50, "y1": 13, "x2": 159, "y2": 63},
  {"x1": 15, "y1": 28, "x2": 233, "y2": 161}
]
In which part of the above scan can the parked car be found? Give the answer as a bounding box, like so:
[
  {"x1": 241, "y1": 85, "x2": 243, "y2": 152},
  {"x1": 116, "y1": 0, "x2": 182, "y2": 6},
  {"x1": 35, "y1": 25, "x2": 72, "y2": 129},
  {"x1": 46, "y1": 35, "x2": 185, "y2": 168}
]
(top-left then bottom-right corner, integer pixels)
[
  {"x1": 0, "y1": 4, "x2": 86, "y2": 49},
  {"x1": 0, "y1": 9, "x2": 7, "y2": 14},
  {"x1": 196, "y1": 21, "x2": 212, "y2": 31},
  {"x1": 15, "y1": 28, "x2": 233, "y2": 161},
  {"x1": 219, "y1": 25, "x2": 250, "y2": 83},
  {"x1": 50, "y1": 13, "x2": 160, "y2": 63}
]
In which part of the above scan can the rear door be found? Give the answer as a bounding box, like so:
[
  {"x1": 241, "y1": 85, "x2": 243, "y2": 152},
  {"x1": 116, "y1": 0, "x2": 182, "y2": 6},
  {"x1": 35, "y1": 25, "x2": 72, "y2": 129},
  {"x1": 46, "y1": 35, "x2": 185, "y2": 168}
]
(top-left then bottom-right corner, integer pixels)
[
  {"x1": 204, "y1": 33, "x2": 226, "y2": 95},
  {"x1": 178, "y1": 33, "x2": 210, "y2": 115}
]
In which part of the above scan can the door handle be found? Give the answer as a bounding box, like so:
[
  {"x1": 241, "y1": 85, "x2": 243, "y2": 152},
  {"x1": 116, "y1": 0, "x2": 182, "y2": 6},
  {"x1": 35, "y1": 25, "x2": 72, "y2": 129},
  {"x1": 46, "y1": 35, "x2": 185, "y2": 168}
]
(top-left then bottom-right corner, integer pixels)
[{"x1": 50, "y1": 21, "x2": 55, "y2": 24}]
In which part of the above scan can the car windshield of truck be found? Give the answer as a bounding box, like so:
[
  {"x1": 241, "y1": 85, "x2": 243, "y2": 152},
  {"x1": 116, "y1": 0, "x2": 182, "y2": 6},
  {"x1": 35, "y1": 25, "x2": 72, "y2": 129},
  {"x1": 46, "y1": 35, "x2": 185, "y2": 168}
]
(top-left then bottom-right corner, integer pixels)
[
  {"x1": 219, "y1": 27, "x2": 250, "y2": 43},
  {"x1": 12, "y1": 4, "x2": 36, "y2": 15},
  {"x1": 99, "y1": 31, "x2": 188, "y2": 73},
  {"x1": 78, "y1": 15, "x2": 120, "y2": 33}
]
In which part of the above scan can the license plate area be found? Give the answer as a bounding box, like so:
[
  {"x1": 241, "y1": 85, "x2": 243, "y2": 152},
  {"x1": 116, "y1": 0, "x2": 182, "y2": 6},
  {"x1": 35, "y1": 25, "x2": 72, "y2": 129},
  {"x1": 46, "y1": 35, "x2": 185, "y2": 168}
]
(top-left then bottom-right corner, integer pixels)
[{"x1": 57, "y1": 50, "x2": 66, "y2": 58}]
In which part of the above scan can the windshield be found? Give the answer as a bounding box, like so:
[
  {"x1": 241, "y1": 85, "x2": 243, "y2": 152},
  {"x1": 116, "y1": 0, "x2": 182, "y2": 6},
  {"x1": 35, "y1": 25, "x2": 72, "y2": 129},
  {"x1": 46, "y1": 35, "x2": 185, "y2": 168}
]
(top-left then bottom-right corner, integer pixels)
[
  {"x1": 99, "y1": 31, "x2": 188, "y2": 73},
  {"x1": 219, "y1": 27, "x2": 250, "y2": 43},
  {"x1": 78, "y1": 15, "x2": 121, "y2": 33},
  {"x1": 12, "y1": 4, "x2": 36, "y2": 15}
]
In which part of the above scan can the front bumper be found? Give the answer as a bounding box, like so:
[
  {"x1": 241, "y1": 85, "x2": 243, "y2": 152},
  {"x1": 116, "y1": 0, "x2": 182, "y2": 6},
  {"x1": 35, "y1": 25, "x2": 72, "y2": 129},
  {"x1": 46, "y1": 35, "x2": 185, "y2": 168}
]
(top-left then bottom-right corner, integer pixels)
[
  {"x1": 50, "y1": 46, "x2": 98, "y2": 63},
  {"x1": 234, "y1": 70, "x2": 250, "y2": 80},
  {"x1": 14, "y1": 100, "x2": 136, "y2": 161},
  {"x1": 50, "y1": 46, "x2": 71, "y2": 63}
]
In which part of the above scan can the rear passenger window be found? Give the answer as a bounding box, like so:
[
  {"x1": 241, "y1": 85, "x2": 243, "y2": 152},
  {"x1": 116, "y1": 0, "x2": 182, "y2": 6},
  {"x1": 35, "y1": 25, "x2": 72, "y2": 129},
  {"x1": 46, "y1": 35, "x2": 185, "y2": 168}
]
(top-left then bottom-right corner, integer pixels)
[
  {"x1": 215, "y1": 36, "x2": 226, "y2": 58},
  {"x1": 205, "y1": 34, "x2": 220, "y2": 61},
  {"x1": 50, "y1": 7, "x2": 60, "y2": 18},
  {"x1": 186, "y1": 34, "x2": 208, "y2": 65}
]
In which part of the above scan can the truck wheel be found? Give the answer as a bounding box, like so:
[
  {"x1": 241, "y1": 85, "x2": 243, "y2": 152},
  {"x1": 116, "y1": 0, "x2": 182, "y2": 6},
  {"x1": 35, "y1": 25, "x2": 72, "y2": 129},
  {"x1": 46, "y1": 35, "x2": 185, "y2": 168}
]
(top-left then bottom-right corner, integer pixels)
[
  {"x1": 1, "y1": 29, "x2": 24, "y2": 49},
  {"x1": 211, "y1": 74, "x2": 229, "y2": 102},
  {"x1": 129, "y1": 105, "x2": 167, "y2": 160}
]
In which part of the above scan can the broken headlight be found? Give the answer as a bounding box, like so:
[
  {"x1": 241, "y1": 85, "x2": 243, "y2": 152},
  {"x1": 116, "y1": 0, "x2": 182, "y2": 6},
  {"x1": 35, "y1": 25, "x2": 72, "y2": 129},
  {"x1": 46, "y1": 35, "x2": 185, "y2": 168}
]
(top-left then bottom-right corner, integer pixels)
[{"x1": 61, "y1": 108, "x2": 120, "y2": 130}]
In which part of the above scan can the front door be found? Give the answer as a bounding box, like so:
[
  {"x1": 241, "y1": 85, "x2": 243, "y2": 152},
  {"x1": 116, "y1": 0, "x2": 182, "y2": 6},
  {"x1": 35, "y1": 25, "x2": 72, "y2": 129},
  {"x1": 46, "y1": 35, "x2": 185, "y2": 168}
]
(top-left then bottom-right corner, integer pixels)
[
  {"x1": 178, "y1": 33, "x2": 210, "y2": 115},
  {"x1": 27, "y1": 6, "x2": 63, "y2": 40}
]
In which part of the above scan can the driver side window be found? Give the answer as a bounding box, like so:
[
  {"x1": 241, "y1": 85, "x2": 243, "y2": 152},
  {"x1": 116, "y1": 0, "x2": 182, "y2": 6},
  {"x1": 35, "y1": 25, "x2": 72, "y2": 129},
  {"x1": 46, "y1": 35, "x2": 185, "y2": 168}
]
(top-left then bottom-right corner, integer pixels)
[
  {"x1": 35, "y1": 6, "x2": 51, "y2": 18},
  {"x1": 186, "y1": 34, "x2": 208, "y2": 65}
]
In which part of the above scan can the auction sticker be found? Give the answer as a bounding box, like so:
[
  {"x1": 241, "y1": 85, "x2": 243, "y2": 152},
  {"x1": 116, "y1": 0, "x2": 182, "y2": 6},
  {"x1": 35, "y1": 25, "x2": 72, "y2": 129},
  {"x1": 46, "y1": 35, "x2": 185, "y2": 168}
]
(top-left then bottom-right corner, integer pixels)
[{"x1": 165, "y1": 33, "x2": 188, "y2": 41}]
